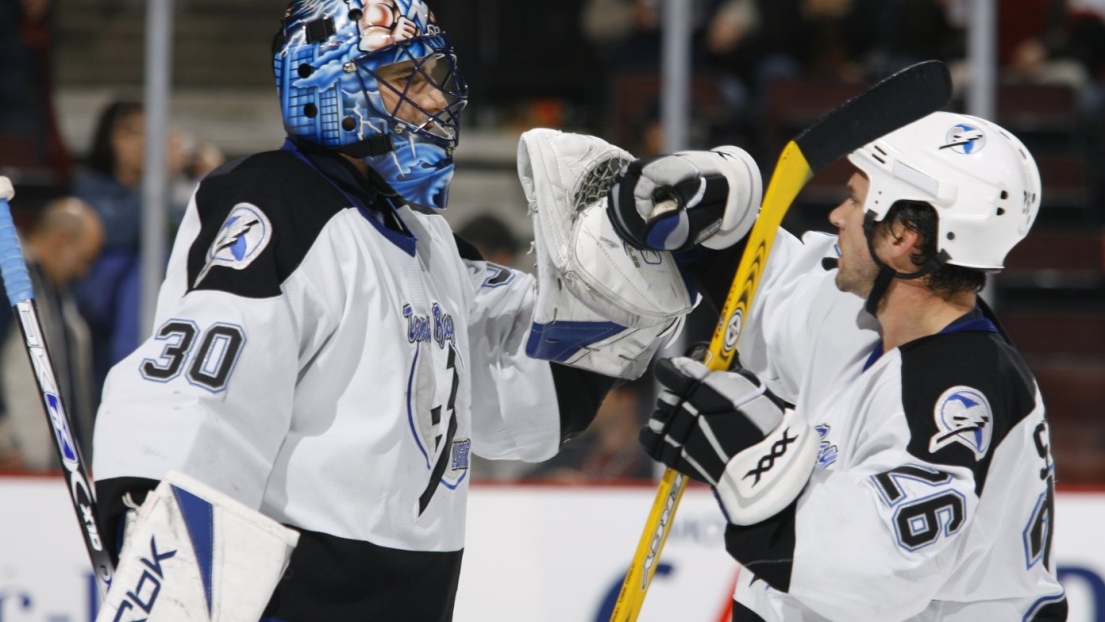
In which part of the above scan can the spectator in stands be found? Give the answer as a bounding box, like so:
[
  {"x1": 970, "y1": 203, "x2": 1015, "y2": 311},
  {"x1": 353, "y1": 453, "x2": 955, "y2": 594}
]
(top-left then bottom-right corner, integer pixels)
[
  {"x1": 1069, "y1": 0, "x2": 1105, "y2": 78},
  {"x1": 72, "y1": 100, "x2": 223, "y2": 407},
  {"x1": 0, "y1": 197, "x2": 103, "y2": 471},
  {"x1": 716, "y1": 0, "x2": 956, "y2": 85},
  {"x1": 1068, "y1": 1, "x2": 1105, "y2": 133},
  {"x1": 583, "y1": 0, "x2": 749, "y2": 148},
  {"x1": 998, "y1": 0, "x2": 1088, "y2": 92},
  {"x1": 0, "y1": 0, "x2": 71, "y2": 182},
  {"x1": 72, "y1": 100, "x2": 164, "y2": 407},
  {"x1": 457, "y1": 212, "x2": 522, "y2": 268}
]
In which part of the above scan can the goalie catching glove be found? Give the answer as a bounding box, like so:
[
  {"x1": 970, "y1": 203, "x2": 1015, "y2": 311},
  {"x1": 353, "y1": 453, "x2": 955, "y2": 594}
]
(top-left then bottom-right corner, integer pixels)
[
  {"x1": 608, "y1": 146, "x2": 762, "y2": 252},
  {"x1": 641, "y1": 357, "x2": 819, "y2": 525},
  {"x1": 518, "y1": 129, "x2": 694, "y2": 379}
]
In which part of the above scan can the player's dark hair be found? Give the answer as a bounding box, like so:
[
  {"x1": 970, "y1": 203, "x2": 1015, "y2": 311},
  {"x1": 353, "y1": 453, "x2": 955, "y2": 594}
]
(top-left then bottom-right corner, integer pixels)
[
  {"x1": 86, "y1": 100, "x2": 143, "y2": 178},
  {"x1": 883, "y1": 200, "x2": 986, "y2": 295}
]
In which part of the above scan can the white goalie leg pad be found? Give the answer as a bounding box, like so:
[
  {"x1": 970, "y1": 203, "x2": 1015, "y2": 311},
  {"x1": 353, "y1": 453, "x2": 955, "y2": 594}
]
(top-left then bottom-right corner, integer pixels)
[
  {"x1": 97, "y1": 470, "x2": 299, "y2": 622},
  {"x1": 518, "y1": 128, "x2": 693, "y2": 379},
  {"x1": 714, "y1": 411, "x2": 819, "y2": 526}
]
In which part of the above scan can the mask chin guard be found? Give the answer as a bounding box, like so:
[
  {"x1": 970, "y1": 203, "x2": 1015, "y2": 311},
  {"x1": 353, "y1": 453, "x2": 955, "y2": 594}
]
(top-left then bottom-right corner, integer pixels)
[{"x1": 337, "y1": 134, "x2": 394, "y2": 159}]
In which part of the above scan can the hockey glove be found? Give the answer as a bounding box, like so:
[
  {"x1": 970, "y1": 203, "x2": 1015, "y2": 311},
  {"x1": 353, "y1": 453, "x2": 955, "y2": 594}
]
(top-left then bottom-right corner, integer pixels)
[
  {"x1": 607, "y1": 146, "x2": 762, "y2": 253},
  {"x1": 517, "y1": 128, "x2": 693, "y2": 379},
  {"x1": 641, "y1": 357, "x2": 819, "y2": 525}
]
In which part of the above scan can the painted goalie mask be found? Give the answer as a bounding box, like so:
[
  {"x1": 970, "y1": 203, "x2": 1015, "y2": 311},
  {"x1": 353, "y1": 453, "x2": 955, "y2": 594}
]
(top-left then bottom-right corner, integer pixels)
[{"x1": 274, "y1": 0, "x2": 468, "y2": 209}]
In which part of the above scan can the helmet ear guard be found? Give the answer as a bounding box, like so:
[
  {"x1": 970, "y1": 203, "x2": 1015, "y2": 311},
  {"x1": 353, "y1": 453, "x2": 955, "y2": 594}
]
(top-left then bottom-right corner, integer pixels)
[
  {"x1": 274, "y1": 0, "x2": 468, "y2": 209},
  {"x1": 847, "y1": 112, "x2": 1041, "y2": 272}
]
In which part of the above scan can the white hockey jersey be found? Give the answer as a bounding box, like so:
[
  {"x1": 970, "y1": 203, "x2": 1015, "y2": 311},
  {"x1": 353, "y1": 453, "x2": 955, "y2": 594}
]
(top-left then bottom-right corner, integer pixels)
[
  {"x1": 92, "y1": 143, "x2": 563, "y2": 620},
  {"x1": 725, "y1": 230, "x2": 1067, "y2": 622}
]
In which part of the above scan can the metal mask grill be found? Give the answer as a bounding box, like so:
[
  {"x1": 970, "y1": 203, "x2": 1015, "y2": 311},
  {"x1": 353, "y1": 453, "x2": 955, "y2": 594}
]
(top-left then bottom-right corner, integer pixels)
[{"x1": 356, "y1": 35, "x2": 468, "y2": 148}]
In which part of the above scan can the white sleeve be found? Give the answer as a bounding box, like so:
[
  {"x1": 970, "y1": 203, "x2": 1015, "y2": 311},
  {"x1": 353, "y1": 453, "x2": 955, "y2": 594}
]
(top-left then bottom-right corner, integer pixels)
[
  {"x1": 463, "y1": 260, "x2": 560, "y2": 462},
  {"x1": 92, "y1": 197, "x2": 333, "y2": 508},
  {"x1": 736, "y1": 229, "x2": 857, "y2": 402}
]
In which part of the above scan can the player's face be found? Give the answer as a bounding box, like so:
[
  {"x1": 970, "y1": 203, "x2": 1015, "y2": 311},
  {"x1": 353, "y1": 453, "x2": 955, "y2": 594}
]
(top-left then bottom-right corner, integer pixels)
[
  {"x1": 376, "y1": 56, "x2": 449, "y2": 135},
  {"x1": 111, "y1": 111, "x2": 145, "y2": 183},
  {"x1": 829, "y1": 172, "x2": 879, "y2": 297}
]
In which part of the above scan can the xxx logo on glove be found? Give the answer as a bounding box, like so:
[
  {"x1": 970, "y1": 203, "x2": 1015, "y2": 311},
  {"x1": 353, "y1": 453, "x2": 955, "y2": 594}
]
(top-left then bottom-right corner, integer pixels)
[{"x1": 742, "y1": 428, "x2": 798, "y2": 486}]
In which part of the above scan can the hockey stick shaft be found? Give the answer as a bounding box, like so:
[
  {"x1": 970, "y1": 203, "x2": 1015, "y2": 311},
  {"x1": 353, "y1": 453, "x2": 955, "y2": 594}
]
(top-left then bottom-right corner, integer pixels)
[
  {"x1": 609, "y1": 60, "x2": 952, "y2": 622},
  {"x1": 0, "y1": 180, "x2": 114, "y2": 598}
]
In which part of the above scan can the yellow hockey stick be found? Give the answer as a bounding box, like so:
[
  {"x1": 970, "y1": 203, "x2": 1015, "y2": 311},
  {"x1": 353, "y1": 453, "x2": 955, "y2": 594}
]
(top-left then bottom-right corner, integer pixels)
[{"x1": 608, "y1": 60, "x2": 953, "y2": 622}]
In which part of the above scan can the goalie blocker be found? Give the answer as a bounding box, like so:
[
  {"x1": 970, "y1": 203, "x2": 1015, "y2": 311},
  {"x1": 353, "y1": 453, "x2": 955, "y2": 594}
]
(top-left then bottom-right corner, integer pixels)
[{"x1": 517, "y1": 129, "x2": 762, "y2": 379}]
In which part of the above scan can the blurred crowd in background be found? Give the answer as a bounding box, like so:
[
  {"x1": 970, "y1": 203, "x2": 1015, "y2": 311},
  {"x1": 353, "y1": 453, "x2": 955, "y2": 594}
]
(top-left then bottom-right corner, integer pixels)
[{"x1": 0, "y1": 0, "x2": 1102, "y2": 485}]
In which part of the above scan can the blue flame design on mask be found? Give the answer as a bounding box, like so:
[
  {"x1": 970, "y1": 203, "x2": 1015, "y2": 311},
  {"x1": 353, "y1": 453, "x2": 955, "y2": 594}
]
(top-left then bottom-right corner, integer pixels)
[{"x1": 274, "y1": 0, "x2": 467, "y2": 209}]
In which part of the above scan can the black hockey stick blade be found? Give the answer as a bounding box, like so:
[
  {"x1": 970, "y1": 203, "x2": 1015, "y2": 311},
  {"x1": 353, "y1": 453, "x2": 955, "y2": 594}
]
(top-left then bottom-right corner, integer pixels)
[{"x1": 796, "y1": 59, "x2": 953, "y2": 173}]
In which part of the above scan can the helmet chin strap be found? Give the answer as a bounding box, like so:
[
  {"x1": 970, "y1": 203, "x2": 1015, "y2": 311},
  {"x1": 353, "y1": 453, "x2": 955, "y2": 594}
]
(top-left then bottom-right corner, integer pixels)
[
  {"x1": 337, "y1": 134, "x2": 394, "y2": 159},
  {"x1": 861, "y1": 212, "x2": 948, "y2": 316}
]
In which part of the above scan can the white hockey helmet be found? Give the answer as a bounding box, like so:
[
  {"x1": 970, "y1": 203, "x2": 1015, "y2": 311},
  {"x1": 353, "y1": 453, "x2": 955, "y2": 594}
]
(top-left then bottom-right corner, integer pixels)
[{"x1": 847, "y1": 111, "x2": 1041, "y2": 272}]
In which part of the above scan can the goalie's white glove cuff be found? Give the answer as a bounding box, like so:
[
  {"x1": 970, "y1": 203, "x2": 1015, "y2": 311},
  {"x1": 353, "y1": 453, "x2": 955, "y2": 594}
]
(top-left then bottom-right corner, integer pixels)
[
  {"x1": 518, "y1": 128, "x2": 693, "y2": 379},
  {"x1": 608, "y1": 145, "x2": 763, "y2": 252},
  {"x1": 714, "y1": 411, "x2": 819, "y2": 526},
  {"x1": 701, "y1": 146, "x2": 763, "y2": 250}
]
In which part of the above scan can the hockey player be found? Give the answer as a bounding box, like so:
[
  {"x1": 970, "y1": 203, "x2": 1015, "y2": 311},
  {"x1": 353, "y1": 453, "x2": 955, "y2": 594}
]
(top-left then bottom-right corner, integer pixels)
[
  {"x1": 89, "y1": 1, "x2": 764, "y2": 619},
  {"x1": 616, "y1": 112, "x2": 1068, "y2": 621}
]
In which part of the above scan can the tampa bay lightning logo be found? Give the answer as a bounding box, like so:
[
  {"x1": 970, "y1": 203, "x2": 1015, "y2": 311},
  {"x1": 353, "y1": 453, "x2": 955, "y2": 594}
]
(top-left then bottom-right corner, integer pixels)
[
  {"x1": 194, "y1": 203, "x2": 272, "y2": 287},
  {"x1": 929, "y1": 386, "x2": 993, "y2": 459},
  {"x1": 814, "y1": 424, "x2": 838, "y2": 469},
  {"x1": 940, "y1": 124, "x2": 986, "y2": 154},
  {"x1": 723, "y1": 309, "x2": 743, "y2": 350}
]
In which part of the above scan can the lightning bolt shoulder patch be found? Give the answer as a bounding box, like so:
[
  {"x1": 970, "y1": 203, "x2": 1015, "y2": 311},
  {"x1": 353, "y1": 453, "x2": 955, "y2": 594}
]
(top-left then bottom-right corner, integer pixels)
[
  {"x1": 929, "y1": 386, "x2": 993, "y2": 459},
  {"x1": 194, "y1": 203, "x2": 273, "y2": 288}
]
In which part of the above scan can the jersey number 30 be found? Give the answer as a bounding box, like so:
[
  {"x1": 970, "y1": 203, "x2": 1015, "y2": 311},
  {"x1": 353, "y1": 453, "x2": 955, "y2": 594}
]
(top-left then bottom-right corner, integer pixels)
[{"x1": 141, "y1": 319, "x2": 246, "y2": 392}]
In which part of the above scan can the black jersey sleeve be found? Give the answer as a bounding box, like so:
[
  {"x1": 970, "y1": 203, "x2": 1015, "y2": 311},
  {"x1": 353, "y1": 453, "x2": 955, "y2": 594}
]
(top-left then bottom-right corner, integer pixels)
[{"x1": 550, "y1": 363, "x2": 619, "y2": 443}]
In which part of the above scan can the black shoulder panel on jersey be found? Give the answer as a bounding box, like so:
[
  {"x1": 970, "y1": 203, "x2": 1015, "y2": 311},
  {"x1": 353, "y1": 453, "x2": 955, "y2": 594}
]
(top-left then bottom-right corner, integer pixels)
[
  {"x1": 187, "y1": 150, "x2": 352, "y2": 298},
  {"x1": 452, "y1": 232, "x2": 484, "y2": 262},
  {"x1": 263, "y1": 526, "x2": 462, "y2": 620},
  {"x1": 733, "y1": 600, "x2": 769, "y2": 622},
  {"x1": 723, "y1": 500, "x2": 798, "y2": 593},
  {"x1": 898, "y1": 331, "x2": 1037, "y2": 496}
]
